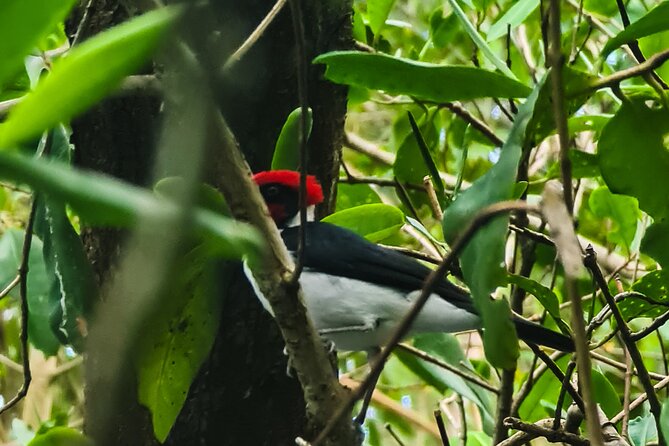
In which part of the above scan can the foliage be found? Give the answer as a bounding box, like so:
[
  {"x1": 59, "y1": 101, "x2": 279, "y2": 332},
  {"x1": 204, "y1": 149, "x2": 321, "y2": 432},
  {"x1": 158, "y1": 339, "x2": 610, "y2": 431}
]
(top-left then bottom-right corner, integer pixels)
[{"x1": 0, "y1": 0, "x2": 669, "y2": 445}]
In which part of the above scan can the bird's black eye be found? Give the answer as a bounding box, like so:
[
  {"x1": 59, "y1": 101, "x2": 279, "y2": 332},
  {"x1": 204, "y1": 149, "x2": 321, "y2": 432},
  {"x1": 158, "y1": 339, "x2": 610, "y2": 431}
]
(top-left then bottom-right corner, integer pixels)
[{"x1": 266, "y1": 185, "x2": 280, "y2": 197}]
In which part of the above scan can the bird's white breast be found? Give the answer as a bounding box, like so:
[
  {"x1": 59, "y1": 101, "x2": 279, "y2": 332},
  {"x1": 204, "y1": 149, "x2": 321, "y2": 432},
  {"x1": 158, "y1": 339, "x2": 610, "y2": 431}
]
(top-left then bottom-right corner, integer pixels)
[{"x1": 244, "y1": 263, "x2": 481, "y2": 351}]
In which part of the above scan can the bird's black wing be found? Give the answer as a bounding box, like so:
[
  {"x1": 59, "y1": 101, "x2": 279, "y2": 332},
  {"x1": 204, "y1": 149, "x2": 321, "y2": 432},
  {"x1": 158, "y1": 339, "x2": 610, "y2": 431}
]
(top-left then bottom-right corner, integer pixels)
[{"x1": 281, "y1": 222, "x2": 478, "y2": 314}]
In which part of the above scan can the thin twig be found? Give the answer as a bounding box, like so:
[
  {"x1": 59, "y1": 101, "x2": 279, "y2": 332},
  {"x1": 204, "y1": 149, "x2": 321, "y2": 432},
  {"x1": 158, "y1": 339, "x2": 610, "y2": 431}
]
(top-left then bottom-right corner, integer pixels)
[
  {"x1": 547, "y1": 0, "x2": 573, "y2": 212},
  {"x1": 312, "y1": 201, "x2": 539, "y2": 446},
  {"x1": 578, "y1": 48, "x2": 669, "y2": 95},
  {"x1": 511, "y1": 350, "x2": 567, "y2": 416},
  {"x1": 584, "y1": 246, "x2": 665, "y2": 446},
  {"x1": 338, "y1": 175, "x2": 425, "y2": 192},
  {"x1": 528, "y1": 344, "x2": 585, "y2": 413},
  {"x1": 441, "y1": 102, "x2": 504, "y2": 146},
  {"x1": 502, "y1": 417, "x2": 589, "y2": 446},
  {"x1": 455, "y1": 396, "x2": 467, "y2": 446},
  {"x1": 622, "y1": 348, "x2": 632, "y2": 439},
  {"x1": 287, "y1": 0, "x2": 309, "y2": 286},
  {"x1": 0, "y1": 198, "x2": 38, "y2": 416},
  {"x1": 590, "y1": 351, "x2": 667, "y2": 381},
  {"x1": 384, "y1": 424, "x2": 406, "y2": 446},
  {"x1": 379, "y1": 246, "x2": 442, "y2": 265},
  {"x1": 630, "y1": 309, "x2": 669, "y2": 341},
  {"x1": 423, "y1": 176, "x2": 444, "y2": 220},
  {"x1": 344, "y1": 132, "x2": 395, "y2": 165},
  {"x1": 434, "y1": 409, "x2": 450, "y2": 446},
  {"x1": 493, "y1": 369, "x2": 517, "y2": 443},
  {"x1": 614, "y1": 0, "x2": 668, "y2": 89},
  {"x1": 397, "y1": 343, "x2": 499, "y2": 394},
  {"x1": 0, "y1": 274, "x2": 20, "y2": 300},
  {"x1": 611, "y1": 374, "x2": 669, "y2": 424},
  {"x1": 222, "y1": 0, "x2": 289, "y2": 71}
]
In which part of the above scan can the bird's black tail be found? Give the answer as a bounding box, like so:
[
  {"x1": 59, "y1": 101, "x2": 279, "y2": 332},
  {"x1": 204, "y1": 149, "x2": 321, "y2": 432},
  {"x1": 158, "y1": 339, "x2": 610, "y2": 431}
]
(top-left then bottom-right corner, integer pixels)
[{"x1": 512, "y1": 315, "x2": 575, "y2": 352}]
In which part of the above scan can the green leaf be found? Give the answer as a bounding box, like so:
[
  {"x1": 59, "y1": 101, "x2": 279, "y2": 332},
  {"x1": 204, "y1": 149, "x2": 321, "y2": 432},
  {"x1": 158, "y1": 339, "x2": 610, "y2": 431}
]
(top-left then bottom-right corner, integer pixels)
[
  {"x1": 0, "y1": 229, "x2": 60, "y2": 355},
  {"x1": 445, "y1": 0, "x2": 517, "y2": 79},
  {"x1": 335, "y1": 183, "x2": 381, "y2": 212},
  {"x1": 487, "y1": 0, "x2": 539, "y2": 42},
  {"x1": 505, "y1": 274, "x2": 569, "y2": 333},
  {"x1": 588, "y1": 187, "x2": 641, "y2": 254},
  {"x1": 599, "y1": 101, "x2": 669, "y2": 221},
  {"x1": 34, "y1": 195, "x2": 97, "y2": 351},
  {"x1": 624, "y1": 270, "x2": 669, "y2": 321},
  {"x1": 602, "y1": 1, "x2": 669, "y2": 58},
  {"x1": 567, "y1": 114, "x2": 611, "y2": 138},
  {"x1": 154, "y1": 177, "x2": 230, "y2": 216},
  {"x1": 0, "y1": 0, "x2": 77, "y2": 87},
  {"x1": 322, "y1": 203, "x2": 404, "y2": 242},
  {"x1": 430, "y1": 10, "x2": 461, "y2": 49},
  {"x1": 546, "y1": 150, "x2": 600, "y2": 181},
  {"x1": 442, "y1": 78, "x2": 544, "y2": 369},
  {"x1": 394, "y1": 111, "x2": 437, "y2": 194},
  {"x1": 525, "y1": 66, "x2": 597, "y2": 145},
  {"x1": 368, "y1": 0, "x2": 397, "y2": 36},
  {"x1": 33, "y1": 126, "x2": 97, "y2": 351},
  {"x1": 137, "y1": 246, "x2": 225, "y2": 442},
  {"x1": 0, "y1": 151, "x2": 262, "y2": 260},
  {"x1": 641, "y1": 220, "x2": 669, "y2": 267},
  {"x1": 629, "y1": 410, "x2": 657, "y2": 446},
  {"x1": 0, "y1": 6, "x2": 182, "y2": 148},
  {"x1": 466, "y1": 432, "x2": 492, "y2": 446},
  {"x1": 28, "y1": 427, "x2": 93, "y2": 446},
  {"x1": 519, "y1": 356, "x2": 571, "y2": 421},
  {"x1": 403, "y1": 334, "x2": 495, "y2": 432},
  {"x1": 272, "y1": 107, "x2": 313, "y2": 171},
  {"x1": 314, "y1": 51, "x2": 531, "y2": 102},
  {"x1": 590, "y1": 368, "x2": 622, "y2": 418},
  {"x1": 407, "y1": 111, "x2": 444, "y2": 194}
]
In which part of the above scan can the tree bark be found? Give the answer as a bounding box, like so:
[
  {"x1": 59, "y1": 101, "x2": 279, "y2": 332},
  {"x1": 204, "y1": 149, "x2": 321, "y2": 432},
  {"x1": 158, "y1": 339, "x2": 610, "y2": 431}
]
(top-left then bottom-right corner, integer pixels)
[{"x1": 67, "y1": 0, "x2": 351, "y2": 444}]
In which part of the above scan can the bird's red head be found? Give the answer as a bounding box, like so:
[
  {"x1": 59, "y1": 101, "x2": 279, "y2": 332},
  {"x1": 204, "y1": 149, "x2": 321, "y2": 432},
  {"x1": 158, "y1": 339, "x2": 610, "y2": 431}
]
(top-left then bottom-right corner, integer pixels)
[{"x1": 253, "y1": 170, "x2": 324, "y2": 227}]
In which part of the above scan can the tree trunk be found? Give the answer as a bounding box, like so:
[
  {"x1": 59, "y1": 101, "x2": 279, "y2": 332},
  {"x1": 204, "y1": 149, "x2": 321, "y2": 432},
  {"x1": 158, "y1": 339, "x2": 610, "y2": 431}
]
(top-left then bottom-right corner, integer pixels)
[{"x1": 67, "y1": 0, "x2": 351, "y2": 444}]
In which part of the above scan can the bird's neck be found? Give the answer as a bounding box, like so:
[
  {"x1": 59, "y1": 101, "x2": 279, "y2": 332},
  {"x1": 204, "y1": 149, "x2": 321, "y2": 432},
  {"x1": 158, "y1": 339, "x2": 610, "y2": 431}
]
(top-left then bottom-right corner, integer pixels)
[{"x1": 283, "y1": 205, "x2": 316, "y2": 228}]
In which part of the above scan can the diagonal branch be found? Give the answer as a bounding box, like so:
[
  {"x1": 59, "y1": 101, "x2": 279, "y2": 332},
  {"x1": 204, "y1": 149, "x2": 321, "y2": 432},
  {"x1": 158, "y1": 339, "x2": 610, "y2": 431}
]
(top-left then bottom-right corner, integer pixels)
[{"x1": 209, "y1": 110, "x2": 355, "y2": 444}]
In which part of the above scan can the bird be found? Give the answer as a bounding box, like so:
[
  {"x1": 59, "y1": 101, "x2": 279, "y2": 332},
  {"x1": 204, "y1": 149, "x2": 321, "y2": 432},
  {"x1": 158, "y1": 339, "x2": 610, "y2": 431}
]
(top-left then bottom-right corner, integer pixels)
[{"x1": 247, "y1": 169, "x2": 575, "y2": 354}]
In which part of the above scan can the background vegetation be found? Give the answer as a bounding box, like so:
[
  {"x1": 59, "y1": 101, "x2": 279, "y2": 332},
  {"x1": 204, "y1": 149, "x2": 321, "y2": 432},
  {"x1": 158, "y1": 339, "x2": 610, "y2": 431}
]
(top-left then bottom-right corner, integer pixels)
[{"x1": 0, "y1": 0, "x2": 668, "y2": 445}]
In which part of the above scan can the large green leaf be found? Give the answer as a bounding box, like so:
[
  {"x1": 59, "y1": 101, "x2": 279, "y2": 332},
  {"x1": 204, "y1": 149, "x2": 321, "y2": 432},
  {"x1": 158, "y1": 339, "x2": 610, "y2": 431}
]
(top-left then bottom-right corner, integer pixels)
[
  {"x1": 599, "y1": 101, "x2": 669, "y2": 221},
  {"x1": 641, "y1": 220, "x2": 669, "y2": 267},
  {"x1": 588, "y1": 186, "x2": 641, "y2": 254},
  {"x1": 322, "y1": 203, "x2": 404, "y2": 242},
  {"x1": 137, "y1": 246, "x2": 225, "y2": 442},
  {"x1": 0, "y1": 229, "x2": 60, "y2": 355},
  {"x1": 0, "y1": 0, "x2": 77, "y2": 87},
  {"x1": 602, "y1": 1, "x2": 669, "y2": 58},
  {"x1": 486, "y1": 0, "x2": 539, "y2": 42},
  {"x1": 313, "y1": 51, "x2": 530, "y2": 102},
  {"x1": 591, "y1": 368, "x2": 622, "y2": 418},
  {"x1": 272, "y1": 107, "x2": 313, "y2": 171},
  {"x1": 0, "y1": 6, "x2": 182, "y2": 148},
  {"x1": 441, "y1": 79, "x2": 544, "y2": 369},
  {"x1": 368, "y1": 0, "x2": 397, "y2": 36},
  {"x1": 0, "y1": 151, "x2": 262, "y2": 260},
  {"x1": 624, "y1": 270, "x2": 669, "y2": 321}
]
